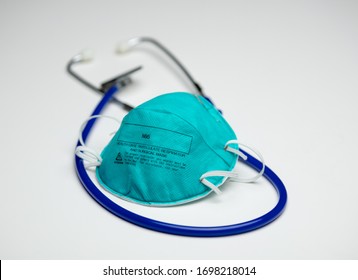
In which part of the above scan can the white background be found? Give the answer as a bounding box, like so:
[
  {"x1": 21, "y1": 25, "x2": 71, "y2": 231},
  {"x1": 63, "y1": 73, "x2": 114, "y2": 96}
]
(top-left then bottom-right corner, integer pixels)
[{"x1": 1, "y1": 0, "x2": 357, "y2": 259}]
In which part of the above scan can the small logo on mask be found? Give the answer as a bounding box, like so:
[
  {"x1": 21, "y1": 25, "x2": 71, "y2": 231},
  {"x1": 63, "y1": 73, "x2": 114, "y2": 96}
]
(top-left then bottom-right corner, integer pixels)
[
  {"x1": 142, "y1": 133, "x2": 151, "y2": 139},
  {"x1": 114, "y1": 152, "x2": 123, "y2": 164}
]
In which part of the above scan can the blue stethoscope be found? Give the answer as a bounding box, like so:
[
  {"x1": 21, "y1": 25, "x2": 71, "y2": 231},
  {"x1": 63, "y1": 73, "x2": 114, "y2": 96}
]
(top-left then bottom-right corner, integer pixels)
[{"x1": 68, "y1": 37, "x2": 287, "y2": 237}]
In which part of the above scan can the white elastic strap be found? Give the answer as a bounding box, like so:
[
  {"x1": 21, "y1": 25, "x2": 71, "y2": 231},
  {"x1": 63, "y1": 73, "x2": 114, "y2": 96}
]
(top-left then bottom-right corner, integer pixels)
[
  {"x1": 200, "y1": 140, "x2": 265, "y2": 194},
  {"x1": 75, "y1": 115, "x2": 121, "y2": 168},
  {"x1": 75, "y1": 146, "x2": 102, "y2": 168},
  {"x1": 200, "y1": 170, "x2": 238, "y2": 195},
  {"x1": 225, "y1": 140, "x2": 265, "y2": 183},
  {"x1": 224, "y1": 140, "x2": 248, "y2": 160},
  {"x1": 199, "y1": 177, "x2": 223, "y2": 195}
]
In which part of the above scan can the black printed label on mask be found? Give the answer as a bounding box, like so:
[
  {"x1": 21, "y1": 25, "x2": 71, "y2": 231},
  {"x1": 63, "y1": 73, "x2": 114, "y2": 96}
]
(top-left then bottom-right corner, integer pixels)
[
  {"x1": 117, "y1": 123, "x2": 192, "y2": 154},
  {"x1": 114, "y1": 123, "x2": 192, "y2": 171}
]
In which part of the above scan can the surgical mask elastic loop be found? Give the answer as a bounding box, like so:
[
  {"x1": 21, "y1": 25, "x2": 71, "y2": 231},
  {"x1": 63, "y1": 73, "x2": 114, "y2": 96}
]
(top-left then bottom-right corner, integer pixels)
[{"x1": 76, "y1": 115, "x2": 121, "y2": 168}]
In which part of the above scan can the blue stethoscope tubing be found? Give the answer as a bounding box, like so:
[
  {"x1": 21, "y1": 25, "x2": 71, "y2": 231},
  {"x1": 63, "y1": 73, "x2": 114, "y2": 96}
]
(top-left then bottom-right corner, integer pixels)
[{"x1": 75, "y1": 86, "x2": 288, "y2": 237}]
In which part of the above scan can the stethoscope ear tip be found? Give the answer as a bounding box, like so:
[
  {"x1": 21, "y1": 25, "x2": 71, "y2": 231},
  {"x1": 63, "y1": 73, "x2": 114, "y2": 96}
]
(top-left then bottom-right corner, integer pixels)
[
  {"x1": 79, "y1": 49, "x2": 95, "y2": 62},
  {"x1": 116, "y1": 43, "x2": 131, "y2": 54},
  {"x1": 116, "y1": 37, "x2": 141, "y2": 54}
]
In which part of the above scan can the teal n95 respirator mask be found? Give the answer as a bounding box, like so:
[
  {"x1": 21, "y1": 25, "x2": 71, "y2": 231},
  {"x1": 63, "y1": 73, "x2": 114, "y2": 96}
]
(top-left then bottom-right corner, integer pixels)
[
  {"x1": 70, "y1": 37, "x2": 287, "y2": 236},
  {"x1": 76, "y1": 92, "x2": 265, "y2": 206}
]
